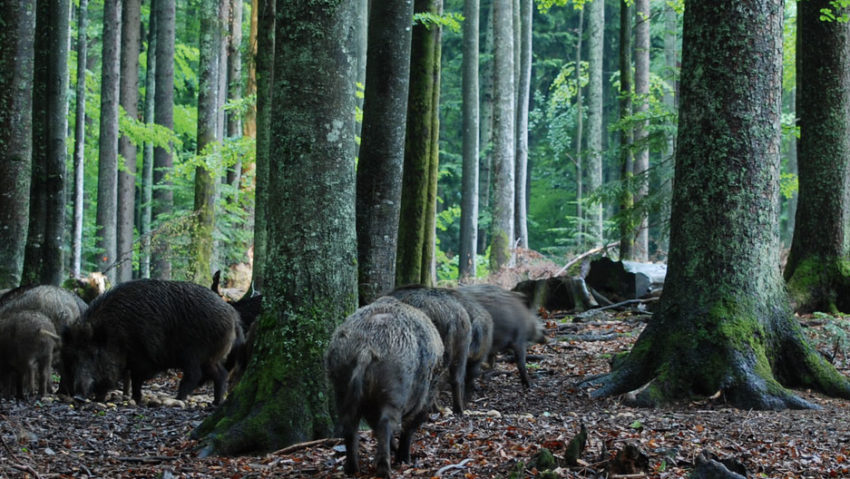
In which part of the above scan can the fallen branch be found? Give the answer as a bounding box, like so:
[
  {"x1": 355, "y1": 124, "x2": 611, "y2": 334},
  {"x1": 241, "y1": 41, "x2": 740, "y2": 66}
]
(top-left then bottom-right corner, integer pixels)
[
  {"x1": 9, "y1": 463, "x2": 42, "y2": 479},
  {"x1": 556, "y1": 242, "x2": 619, "y2": 277},
  {"x1": 575, "y1": 297, "x2": 659, "y2": 321},
  {"x1": 117, "y1": 456, "x2": 177, "y2": 463},
  {"x1": 559, "y1": 332, "x2": 621, "y2": 342},
  {"x1": 436, "y1": 458, "x2": 473, "y2": 476},
  {"x1": 272, "y1": 437, "x2": 342, "y2": 456}
]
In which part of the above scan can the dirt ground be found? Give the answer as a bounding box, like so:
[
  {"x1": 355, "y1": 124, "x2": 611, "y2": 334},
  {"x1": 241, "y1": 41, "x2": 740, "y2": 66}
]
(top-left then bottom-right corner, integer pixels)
[{"x1": 2, "y1": 309, "x2": 850, "y2": 478}]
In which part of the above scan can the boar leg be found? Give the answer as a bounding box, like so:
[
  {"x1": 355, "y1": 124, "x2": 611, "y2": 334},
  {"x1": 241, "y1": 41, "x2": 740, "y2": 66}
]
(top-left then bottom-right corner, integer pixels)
[
  {"x1": 201, "y1": 361, "x2": 228, "y2": 405},
  {"x1": 373, "y1": 413, "x2": 395, "y2": 478},
  {"x1": 397, "y1": 409, "x2": 428, "y2": 465},
  {"x1": 176, "y1": 362, "x2": 203, "y2": 401},
  {"x1": 514, "y1": 345, "x2": 531, "y2": 387},
  {"x1": 342, "y1": 421, "x2": 360, "y2": 475}
]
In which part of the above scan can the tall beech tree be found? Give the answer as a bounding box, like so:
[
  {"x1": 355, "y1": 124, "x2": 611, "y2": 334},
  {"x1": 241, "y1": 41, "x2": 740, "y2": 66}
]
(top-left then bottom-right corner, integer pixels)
[
  {"x1": 397, "y1": 0, "x2": 443, "y2": 287},
  {"x1": 140, "y1": 0, "x2": 157, "y2": 279},
  {"x1": 489, "y1": 0, "x2": 515, "y2": 271},
  {"x1": 152, "y1": 0, "x2": 175, "y2": 279},
  {"x1": 514, "y1": 0, "x2": 531, "y2": 249},
  {"x1": 356, "y1": 0, "x2": 414, "y2": 305},
  {"x1": 71, "y1": 0, "x2": 89, "y2": 279},
  {"x1": 195, "y1": 0, "x2": 360, "y2": 454},
  {"x1": 0, "y1": 0, "x2": 36, "y2": 288},
  {"x1": 586, "y1": 0, "x2": 604, "y2": 247},
  {"x1": 95, "y1": 0, "x2": 121, "y2": 285},
  {"x1": 589, "y1": 0, "x2": 850, "y2": 409},
  {"x1": 23, "y1": 0, "x2": 71, "y2": 286},
  {"x1": 617, "y1": 0, "x2": 635, "y2": 260},
  {"x1": 784, "y1": 0, "x2": 850, "y2": 314},
  {"x1": 117, "y1": 0, "x2": 141, "y2": 283},
  {"x1": 633, "y1": 0, "x2": 649, "y2": 260},
  {"x1": 459, "y1": 0, "x2": 480, "y2": 281}
]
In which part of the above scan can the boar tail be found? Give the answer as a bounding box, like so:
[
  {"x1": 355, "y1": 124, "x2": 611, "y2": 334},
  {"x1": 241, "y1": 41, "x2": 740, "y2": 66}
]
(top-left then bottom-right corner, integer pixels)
[{"x1": 344, "y1": 348, "x2": 374, "y2": 411}]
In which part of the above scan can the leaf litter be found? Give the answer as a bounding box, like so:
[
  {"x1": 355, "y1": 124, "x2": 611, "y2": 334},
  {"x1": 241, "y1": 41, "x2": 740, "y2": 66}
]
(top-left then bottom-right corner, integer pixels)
[{"x1": 2, "y1": 310, "x2": 850, "y2": 478}]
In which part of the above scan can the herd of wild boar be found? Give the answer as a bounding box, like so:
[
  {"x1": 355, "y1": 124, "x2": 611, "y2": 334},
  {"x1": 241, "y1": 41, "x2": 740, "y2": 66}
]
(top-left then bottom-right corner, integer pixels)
[{"x1": 0, "y1": 278, "x2": 546, "y2": 478}]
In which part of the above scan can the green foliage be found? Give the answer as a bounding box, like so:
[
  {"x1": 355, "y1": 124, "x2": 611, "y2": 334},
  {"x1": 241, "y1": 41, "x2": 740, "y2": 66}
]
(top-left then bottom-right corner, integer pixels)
[
  {"x1": 819, "y1": 1, "x2": 850, "y2": 22},
  {"x1": 413, "y1": 12, "x2": 463, "y2": 33}
]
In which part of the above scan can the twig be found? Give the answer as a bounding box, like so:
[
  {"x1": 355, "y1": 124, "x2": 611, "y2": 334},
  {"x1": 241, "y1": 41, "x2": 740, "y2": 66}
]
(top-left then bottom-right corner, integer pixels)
[
  {"x1": 556, "y1": 242, "x2": 620, "y2": 276},
  {"x1": 272, "y1": 437, "x2": 342, "y2": 455},
  {"x1": 575, "y1": 297, "x2": 658, "y2": 320},
  {"x1": 9, "y1": 463, "x2": 43, "y2": 479},
  {"x1": 436, "y1": 458, "x2": 473, "y2": 476},
  {"x1": 117, "y1": 456, "x2": 177, "y2": 463}
]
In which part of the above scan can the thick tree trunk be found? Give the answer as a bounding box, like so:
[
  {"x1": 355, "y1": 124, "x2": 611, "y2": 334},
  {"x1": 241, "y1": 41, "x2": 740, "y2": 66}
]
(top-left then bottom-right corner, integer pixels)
[
  {"x1": 489, "y1": 0, "x2": 515, "y2": 271},
  {"x1": 95, "y1": 0, "x2": 122, "y2": 285},
  {"x1": 250, "y1": 0, "x2": 274, "y2": 293},
  {"x1": 617, "y1": 0, "x2": 635, "y2": 260},
  {"x1": 190, "y1": 0, "x2": 223, "y2": 286},
  {"x1": 195, "y1": 0, "x2": 360, "y2": 454},
  {"x1": 589, "y1": 0, "x2": 850, "y2": 410},
  {"x1": 356, "y1": 0, "x2": 414, "y2": 304},
  {"x1": 71, "y1": 0, "x2": 88, "y2": 279},
  {"x1": 513, "y1": 0, "x2": 531, "y2": 250},
  {"x1": 0, "y1": 0, "x2": 35, "y2": 288},
  {"x1": 784, "y1": 0, "x2": 850, "y2": 314},
  {"x1": 152, "y1": 0, "x2": 175, "y2": 280},
  {"x1": 140, "y1": 0, "x2": 157, "y2": 279},
  {"x1": 421, "y1": 3, "x2": 442, "y2": 287},
  {"x1": 396, "y1": 0, "x2": 441, "y2": 286},
  {"x1": 633, "y1": 0, "x2": 649, "y2": 260},
  {"x1": 459, "y1": 0, "x2": 480, "y2": 282},
  {"x1": 117, "y1": 0, "x2": 141, "y2": 284},
  {"x1": 586, "y1": 0, "x2": 604, "y2": 248}
]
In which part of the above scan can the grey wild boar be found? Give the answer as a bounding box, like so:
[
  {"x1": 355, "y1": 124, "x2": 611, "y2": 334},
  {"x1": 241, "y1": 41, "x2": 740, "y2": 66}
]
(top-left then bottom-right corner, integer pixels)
[
  {"x1": 0, "y1": 310, "x2": 60, "y2": 399},
  {"x1": 324, "y1": 297, "x2": 443, "y2": 478}
]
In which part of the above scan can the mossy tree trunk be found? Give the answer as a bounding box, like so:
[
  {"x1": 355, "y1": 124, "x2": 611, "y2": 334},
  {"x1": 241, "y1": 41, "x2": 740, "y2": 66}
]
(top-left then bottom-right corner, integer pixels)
[
  {"x1": 189, "y1": 0, "x2": 224, "y2": 287},
  {"x1": 397, "y1": 0, "x2": 440, "y2": 287},
  {"x1": 589, "y1": 0, "x2": 850, "y2": 410},
  {"x1": 195, "y1": 0, "x2": 360, "y2": 455},
  {"x1": 0, "y1": 0, "x2": 35, "y2": 288},
  {"x1": 421, "y1": 3, "x2": 442, "y2": 286},
  {"x1": 784, "y1": 0, "x2": 850, "y2": 314},
  {"x1": 356, "y1": 0, "x2": 414, "y2": 305}
]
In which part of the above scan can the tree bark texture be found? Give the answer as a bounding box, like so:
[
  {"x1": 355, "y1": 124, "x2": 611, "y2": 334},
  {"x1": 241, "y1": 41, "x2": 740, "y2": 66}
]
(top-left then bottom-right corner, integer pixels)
[
  {"x1": 590, "y1": 0, "x2": 850, "y2": 410},
  {"x1": 421, "y1": 1, "x2": 442, "y2": 286},
  {"x1": 489, "y1": 0, "x2": 515, "y2": 272},
  {"x1": 633, "y1": 0, "x2": 649, "y2": 260},
  {"x1": 459, "y1": 0, "x2": 480, "y2": 282},
  {"x1": 117, "y1": 0, "x2": 141, "y2": 283},
  {"x1": 478, "y1": 1, "x2": 494, "y2": 253},
  {"x1": 784, "y1": 0, "x2": 850, "y2": 314},
  {"x1": 71, "y1": 0, "x2": 88, "y2": 279},
  {"x1": 356, "y1": 0, "x2": 414, "y2": 305},
  {"x1": 617, "y1": 0, "x2": 635, "y2": 260},
  {"x1": 574, "y1": 8, "x2": 584, "y2": 247},
  {"x1": 397, "y1": 0, "x2": 441, "y2": 286},
  {"x1": 243, "y1": 0, "x2": 258, "y2": 138},
  {"x1": 196, "y1": 0, "x2": 360, "y2": 455},
  {"x1": 190, "y1": 0, "x2": 223, "y2": 287},
  {"x1": 586, "y1": 0, "x2": 604, "y2": 248},
  {"x1": 140, "y1": 0, "x2": 157, "y2": 279},
  {"x1": 152, "y1": 0, "x2": 175, "y2": 279},
  {"x1": 513, "y1": 0, "x2": 531, "y2": 250},
  {"x1": 250, "y1": 0, "x2": 274, "y2": 293},
  {"x1": 225, "y1": 0, "x2": 243, "y2": 200},
  {"x1": 0, "y1": 0, "x2": 36, "y2": 288}
]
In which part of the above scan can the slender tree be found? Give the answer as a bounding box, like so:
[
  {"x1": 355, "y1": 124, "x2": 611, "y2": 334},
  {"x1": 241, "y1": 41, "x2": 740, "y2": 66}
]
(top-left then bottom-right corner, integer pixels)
[
  {"x1": 356, "y1": 0, "x2": 415, "y2": 305},
  {"x1": 71, "y1": 0, "x2": 89, "y2": 279},
  {"x1": 633, "y1": 0, "x2": 649, "y2": 260},
  {"x1": 589, "y1": 0, "x2": 850, "y2": 409},
  {"x1": 421, "y1": 0, "x2": 443, "y2": 285},
  {"x1": 0, "y1": 0, "x2": 36, "y2": 288},
  {"x1": 573, "y1": 8, "x2": 584, "y2": 247},
  {"x1": 478, "y1": 0, "x2": 494, "y2": 253},
  {"x1": 195, "y1": 0, "x2": 361, "y2": 454},
  {"x1": 117, "y1": 0, "x2": 141, "y2": 283},
  {"x1": 459, "y1": 0, "x2": 481, "y2": 282},
  {"x1": 243, "y1": 0, "x2": 258, "y2": 138},
  {"x1": 397, "y1": 0, "x2": 442, "y2": 286},
  {"x1": 489, "y1": 0, "x2": 515, "y2": 271},
  {"x1": 225, "y1": 0, "x2": 243, "y2": 201},
  {"x1": 784, "y1": 0, "x2": 850, "y2": 313},
  {"x1": 95, "y1": 0, "x2": 122, "y2": 285},
  {"x1": 152, "y1": 0, "x2": 175, "y2": 279},
  {"x1": 618, "y1": 0, "x2": 635, "y2": 260},
  {"x1": 586, "y1": 0, "x2": 604, "y2": 247},
  {"x1": 514, "y1": 0, "x2": 531, "y2": 249},
  {"x1": 140, "y1": 0, "x2": 157, "y2": 279},
  {"x1": 658, "y1": 0, "x2": 678, "y2": 256},
  {"x1": 250, "y1": 0, "x2": 275, "y2": 293},
  {"x1": 190, "y1": 0, "x2": 223, "y2": 286}
]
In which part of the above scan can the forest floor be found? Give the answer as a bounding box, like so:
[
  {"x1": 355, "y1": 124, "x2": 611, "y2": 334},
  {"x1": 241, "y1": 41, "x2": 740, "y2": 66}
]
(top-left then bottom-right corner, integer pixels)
[{"x1": 2, "y1": 309, "x2": 850, "y2": 478}]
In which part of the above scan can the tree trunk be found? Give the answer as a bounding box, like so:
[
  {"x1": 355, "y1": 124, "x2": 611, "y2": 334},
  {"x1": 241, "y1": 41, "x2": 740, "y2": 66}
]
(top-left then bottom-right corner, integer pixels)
[
  {"x1": 117, "y1": 0, "x2": 141, "y2": 283},
  {"x1": 250, "y1": 0, "x2": 275, "y2": 293},
  {"x1": 489, "y1": 0, "x2": 515, "y2": 271},
  {"x1": 95, "y1": 0, "x2": 122, "y2": 285},
  {"x1": 459, "y1": 0, "x2": 480, "y2": 282},
  {"x1": 617, "y1": 0, "x2": 634, "y2": 260},
  {"x1": 513, "y1": 0, "x2": 531, "y2": 250},
  {"x1": 243, "y1": 0, "x2": 258, "y2": 138},
  {"x1": 152, "y1": 0, "x2": 175, "y2": 280},
  {"x1": 478, "y1": 0, "x2": 494, "y2": 253},
  {"x1": 396, "y1": 0, "x2": 441, "y2": 286},
  {"x1": 0, "y1": 0, "x2": 36, "y2": 288},
  {"x1": 659, "y1": 1, "x2": 678, "y2": 257},
  {"x1": 633, "y1": 0, "x2": 649, "y2": 260},
  {"x1": 421, "y1": 2, "x2": 442, "y2": 286},
  {"x1": 589, "y1": 0, "x2": 850, "y2": 410},
  {"x1": 225, "y1": 0, "x2": 242, "y2": 202},
  {"x1": 195, "y1": 0, "x2": 360, "y2": 454},
  {"x1": 356, "y1": 0, "x2": 414, "y2": 305},
  {"x1": 574, "y1": 8, "x2": 584, "y2": 249},
  {"x1": 190, "y1": 0, "x2": 223, "y2": 286},
  {"x1": 140, "y1": 0, "x2": 157, "y2": 279},
  {"x1": 71, "y1": 0, "x2": 88, "y2": 280},
  {"x1": 784, "y1": 0, "x2": 850, "y2": 314},
  {"x1": 586, "y1": 0, "x2": 604, "y2": 248}
]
